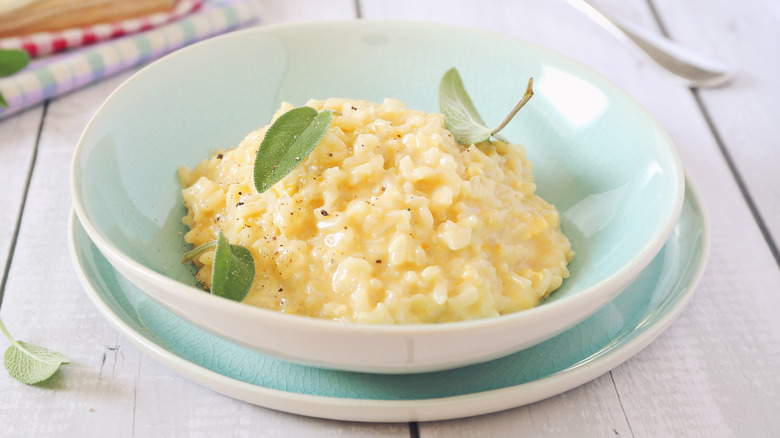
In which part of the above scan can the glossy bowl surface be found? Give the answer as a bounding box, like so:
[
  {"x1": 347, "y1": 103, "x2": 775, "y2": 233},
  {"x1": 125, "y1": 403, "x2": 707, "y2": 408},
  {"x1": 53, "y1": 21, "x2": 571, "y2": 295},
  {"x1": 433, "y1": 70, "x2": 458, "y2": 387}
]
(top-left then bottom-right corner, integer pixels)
[{"x1": 71, "y1": 20, "x2": 684, "y2": 373}]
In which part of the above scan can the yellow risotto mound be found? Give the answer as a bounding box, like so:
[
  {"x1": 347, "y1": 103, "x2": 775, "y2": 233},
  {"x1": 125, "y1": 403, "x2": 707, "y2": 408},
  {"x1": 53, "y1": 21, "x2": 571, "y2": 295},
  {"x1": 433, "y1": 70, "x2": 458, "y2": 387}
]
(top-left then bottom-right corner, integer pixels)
[{"x1": 179, "y1": 98, "x2": 573, "y2": 324}]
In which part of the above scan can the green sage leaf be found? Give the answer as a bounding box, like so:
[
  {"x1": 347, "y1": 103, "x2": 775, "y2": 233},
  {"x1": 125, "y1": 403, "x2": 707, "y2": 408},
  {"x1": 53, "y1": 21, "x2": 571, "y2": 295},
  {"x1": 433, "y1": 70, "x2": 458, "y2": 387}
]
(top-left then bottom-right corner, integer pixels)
[
  {"x1": 439, "y1": 67, "x2": 535, "y2": 146},
  {"x1": 0, "y1": 49, "x2": 29, "y2": 108},
  {"x1": 4, "y1": 342, "x2": 68, "y2": 385},
  {"x1": 211, "y1": 231, "x2": 255, "y2": 302},
  {"x1": 253, "y1": 106, "x2": 333, "y2": 192},
  {"x1": 0, "y1": 49, "x2": 29, "y2": 77},
  {"x1": 0, "y1": 317, "x2": 68, "y2": 385},
  {"x1": 438, "y1": 67, "x2": 492, "y2": 146}
]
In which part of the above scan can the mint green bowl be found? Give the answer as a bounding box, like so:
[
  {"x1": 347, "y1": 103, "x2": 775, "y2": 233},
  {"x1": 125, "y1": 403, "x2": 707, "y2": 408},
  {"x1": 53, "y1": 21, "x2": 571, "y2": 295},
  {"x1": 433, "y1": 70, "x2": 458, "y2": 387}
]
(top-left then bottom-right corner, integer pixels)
[{"x1": 71, "y1": 21, "x2": 684, "y2": 373}]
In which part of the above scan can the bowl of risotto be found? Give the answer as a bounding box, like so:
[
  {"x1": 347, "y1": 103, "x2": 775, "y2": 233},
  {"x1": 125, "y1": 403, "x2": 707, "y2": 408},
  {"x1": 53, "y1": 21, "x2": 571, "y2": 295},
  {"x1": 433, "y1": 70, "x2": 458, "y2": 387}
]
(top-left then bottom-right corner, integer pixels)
[{"x1": 71, "y1": 21, "x2": 684, "y2": 373}]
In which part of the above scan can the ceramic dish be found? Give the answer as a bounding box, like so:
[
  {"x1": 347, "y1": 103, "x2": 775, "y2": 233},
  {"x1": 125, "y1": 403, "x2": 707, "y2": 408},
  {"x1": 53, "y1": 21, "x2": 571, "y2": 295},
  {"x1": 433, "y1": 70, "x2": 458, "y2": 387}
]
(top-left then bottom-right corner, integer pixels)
[
  {"x1": 71, "y1": 20, "x2": 684, "y2": 373},
  {"x1": 69, "y1": 176, "x2": 707, "y2": 422}
]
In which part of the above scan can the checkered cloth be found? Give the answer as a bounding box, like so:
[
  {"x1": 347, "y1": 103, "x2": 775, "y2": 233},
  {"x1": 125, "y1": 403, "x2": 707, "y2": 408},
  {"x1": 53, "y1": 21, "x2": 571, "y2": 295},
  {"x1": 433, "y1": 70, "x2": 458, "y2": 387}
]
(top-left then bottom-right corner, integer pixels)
[{"x1": 0, "y1": 0, "x2": 259, "y2": 119}]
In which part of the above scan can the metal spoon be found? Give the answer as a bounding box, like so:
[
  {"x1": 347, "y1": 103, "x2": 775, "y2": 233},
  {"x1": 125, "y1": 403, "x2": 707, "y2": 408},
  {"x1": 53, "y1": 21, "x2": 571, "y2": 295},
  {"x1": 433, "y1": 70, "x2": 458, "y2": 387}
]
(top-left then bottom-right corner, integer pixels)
[{"x1": 567, "y1": 0, "x2": 733, "y2": 88}]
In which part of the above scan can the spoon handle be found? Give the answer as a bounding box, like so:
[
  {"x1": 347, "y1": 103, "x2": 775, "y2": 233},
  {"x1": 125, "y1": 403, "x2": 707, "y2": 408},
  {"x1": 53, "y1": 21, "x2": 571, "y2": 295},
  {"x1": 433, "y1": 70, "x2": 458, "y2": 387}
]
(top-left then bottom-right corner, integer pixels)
[{"x1": 567, "y1": 0, "x2": 733, "y2": 87}]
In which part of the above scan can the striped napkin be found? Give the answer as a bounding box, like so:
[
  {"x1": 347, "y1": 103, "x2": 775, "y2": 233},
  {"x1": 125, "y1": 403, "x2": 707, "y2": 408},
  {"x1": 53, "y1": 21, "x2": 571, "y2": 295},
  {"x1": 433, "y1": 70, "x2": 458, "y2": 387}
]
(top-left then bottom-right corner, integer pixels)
[
  {"x1": 0, "y1": 0, "x2": 259, "y2": 119},
  {"x1": 0, "y1": 0, "x2": 204, "y2": 57}
]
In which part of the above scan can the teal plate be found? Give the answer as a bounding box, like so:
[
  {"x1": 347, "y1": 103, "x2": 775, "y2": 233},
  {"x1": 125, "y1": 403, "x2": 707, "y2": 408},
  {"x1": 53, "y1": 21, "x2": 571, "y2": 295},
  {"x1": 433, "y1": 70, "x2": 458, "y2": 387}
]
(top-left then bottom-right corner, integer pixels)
[{"x1": 69, "y1": 177, "x2": 709, "y2": 423}]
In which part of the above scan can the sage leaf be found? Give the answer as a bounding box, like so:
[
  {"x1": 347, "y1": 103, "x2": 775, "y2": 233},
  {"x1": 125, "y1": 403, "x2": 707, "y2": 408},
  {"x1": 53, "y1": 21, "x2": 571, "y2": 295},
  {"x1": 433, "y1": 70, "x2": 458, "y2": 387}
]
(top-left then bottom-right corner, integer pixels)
[
  {"x1": 181, "y1": 232, "x2": 255, "y2": 302},
  {"x1": 0, "y1": 49, "x2": 29, "y2": 77},
  {"x1": 439, "y1": 67, "x2": 492, "y2": 146},
  {"x1": 439, "y1": 67, "x2": 534, "y2": 146},
  {"x1": 0, "y1": 49, "x2": 30, "y2": 108},
  {"x1": 253, "y1": 106, "x2": 333, "y2": 192},
  {"x1": 210, "y1": 231, "x2": 255, "y2": 302},
  {"x1": 0, "y1": 317, "x2": 68, "y2": 385}
]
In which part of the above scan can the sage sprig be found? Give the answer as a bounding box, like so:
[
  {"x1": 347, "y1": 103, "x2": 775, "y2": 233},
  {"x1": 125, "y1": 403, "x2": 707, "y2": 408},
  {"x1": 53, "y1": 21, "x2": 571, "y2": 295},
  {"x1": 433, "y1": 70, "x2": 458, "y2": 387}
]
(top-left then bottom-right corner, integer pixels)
[
  {"x1": 183, "y1": 231, "x2": 255, "y2": 302},
  {"x1": 0, "y1": 317, "x2": 68, "y2": 385},
  {"x1": 439, "y1": 67, "x2": 534, "y2": 146},
  {"x1": 0, "y1": 49, "x2": 30, "y2": 108},
  {"x1": 253, "y1": 106, "x2": 333, "y2": 192}
]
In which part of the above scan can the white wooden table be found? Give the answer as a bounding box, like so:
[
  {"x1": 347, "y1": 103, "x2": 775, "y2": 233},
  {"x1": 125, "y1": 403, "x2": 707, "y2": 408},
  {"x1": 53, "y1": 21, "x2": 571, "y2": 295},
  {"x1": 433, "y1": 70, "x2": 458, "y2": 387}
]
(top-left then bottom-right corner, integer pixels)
[{"x1": 1, "y1": 0, "x2": 778, "y2": 436}]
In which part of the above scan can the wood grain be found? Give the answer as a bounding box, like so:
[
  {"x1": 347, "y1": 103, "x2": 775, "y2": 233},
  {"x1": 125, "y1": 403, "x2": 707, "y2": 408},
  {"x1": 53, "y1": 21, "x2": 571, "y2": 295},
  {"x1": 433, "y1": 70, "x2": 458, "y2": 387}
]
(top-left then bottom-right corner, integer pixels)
[
  {"x1": 653, "y1": 0, "x2": 780, "y2": 255},
  {"x1": 419, "y1": 374, "x2": 633, "y2": 437},
  {"x1": 0, "y1": 0, "x2": 176, "y2": 37},
  {"x1": 0, "y1": 108, "x2": 41, "y2": 301}
]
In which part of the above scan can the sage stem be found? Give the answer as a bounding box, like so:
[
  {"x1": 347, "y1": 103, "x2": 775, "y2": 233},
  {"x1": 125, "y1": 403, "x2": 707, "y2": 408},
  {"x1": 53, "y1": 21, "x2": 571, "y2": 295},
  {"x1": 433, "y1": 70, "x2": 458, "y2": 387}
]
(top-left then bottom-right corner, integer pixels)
[
  {"x1": 182, "y1": 241, "x2": 217, "y2": 263},
  {"x1": 491, "y1": 77, "x2": 534, "y2": 137}
]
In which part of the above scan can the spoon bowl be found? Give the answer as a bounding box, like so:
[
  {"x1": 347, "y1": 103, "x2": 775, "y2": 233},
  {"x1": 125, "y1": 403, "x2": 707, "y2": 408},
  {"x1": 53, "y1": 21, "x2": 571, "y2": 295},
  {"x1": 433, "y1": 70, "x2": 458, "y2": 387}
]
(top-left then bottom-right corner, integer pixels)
[{"x1": 568, "y1": 0, "x2": 733, "y2": 88}]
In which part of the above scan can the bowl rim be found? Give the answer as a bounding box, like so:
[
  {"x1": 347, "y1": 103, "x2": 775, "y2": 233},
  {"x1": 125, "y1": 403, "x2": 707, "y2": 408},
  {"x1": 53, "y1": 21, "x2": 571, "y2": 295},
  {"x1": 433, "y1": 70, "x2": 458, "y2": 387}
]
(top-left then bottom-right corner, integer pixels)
[{"x1": 70, "y1": 19, "x2": 686, "y2": 336}]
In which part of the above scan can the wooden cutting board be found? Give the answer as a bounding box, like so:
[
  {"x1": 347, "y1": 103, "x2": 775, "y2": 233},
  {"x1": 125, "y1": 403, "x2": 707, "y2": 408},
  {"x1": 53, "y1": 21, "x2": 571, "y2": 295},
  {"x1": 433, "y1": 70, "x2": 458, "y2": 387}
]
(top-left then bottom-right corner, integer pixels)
[{"x1": 0, "y1": 0, "x2": 177, "y2": 38}]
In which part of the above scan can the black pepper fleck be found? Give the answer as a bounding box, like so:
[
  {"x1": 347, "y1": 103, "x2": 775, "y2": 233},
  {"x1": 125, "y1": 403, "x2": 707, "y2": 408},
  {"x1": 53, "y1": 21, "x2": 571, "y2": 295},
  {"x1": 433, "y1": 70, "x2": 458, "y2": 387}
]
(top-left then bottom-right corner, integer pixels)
[
  {"x1": 321, "y1": 210, "x2": 329, "y2": 216},
  {"x1": 217, "y1": 153, "x2": 223, "y2": 159}
]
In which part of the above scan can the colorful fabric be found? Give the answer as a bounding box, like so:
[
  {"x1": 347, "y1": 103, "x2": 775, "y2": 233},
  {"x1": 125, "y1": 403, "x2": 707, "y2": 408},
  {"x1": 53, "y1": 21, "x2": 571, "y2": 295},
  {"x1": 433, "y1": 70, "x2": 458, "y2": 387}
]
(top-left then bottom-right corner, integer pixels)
[
  {"x1": 0, "y1": 0, "x2": 204, "y2": 58},
  {"x1": 0, "y1": 0, "x2": 259, "y2": 119}
]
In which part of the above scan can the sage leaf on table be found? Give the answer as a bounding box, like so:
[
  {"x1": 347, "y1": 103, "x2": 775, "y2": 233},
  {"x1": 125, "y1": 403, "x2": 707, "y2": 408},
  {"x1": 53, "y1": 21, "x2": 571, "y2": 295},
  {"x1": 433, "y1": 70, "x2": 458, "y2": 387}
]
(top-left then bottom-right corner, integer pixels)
[
  {"x1": 0, "y1": 317, "x2": 68, "y2": 385},
  {"x1": 439, "y1": 67, "x2": 534, "y2": 146},
  {"x1": 253, "y1": 106, "x2": 333, "y2": 192},
  {"x1": 0, "y1": 49, "x2": 30, "y2": 108},
  {"x1": 182, "y1": 231, "x2": 255, "y2": 302}
]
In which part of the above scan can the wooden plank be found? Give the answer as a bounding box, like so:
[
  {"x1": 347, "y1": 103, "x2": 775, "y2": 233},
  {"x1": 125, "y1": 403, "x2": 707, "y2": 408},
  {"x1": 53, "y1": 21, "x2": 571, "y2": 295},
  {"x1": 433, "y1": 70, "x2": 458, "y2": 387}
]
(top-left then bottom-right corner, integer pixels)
[
  {"x1": 258, "y1": 0, "x2": 358, "y2": 23},
  {"x1": 418, "y1": 374, "x2": 632, "y2": 437},
  {"x1": 652, "y1": 0, "x2": 780, "y2": 252},
  {"x1": 0, "y1": 108, "x2": 43, "y2": 297}
]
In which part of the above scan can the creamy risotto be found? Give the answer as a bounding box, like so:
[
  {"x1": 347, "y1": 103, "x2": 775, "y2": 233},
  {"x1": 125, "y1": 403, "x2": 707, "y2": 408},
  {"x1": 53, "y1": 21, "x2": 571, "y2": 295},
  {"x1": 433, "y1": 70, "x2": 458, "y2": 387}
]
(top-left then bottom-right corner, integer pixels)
[{"x1": 179, "y1": 98, "x2": 573, "y2": 323}]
